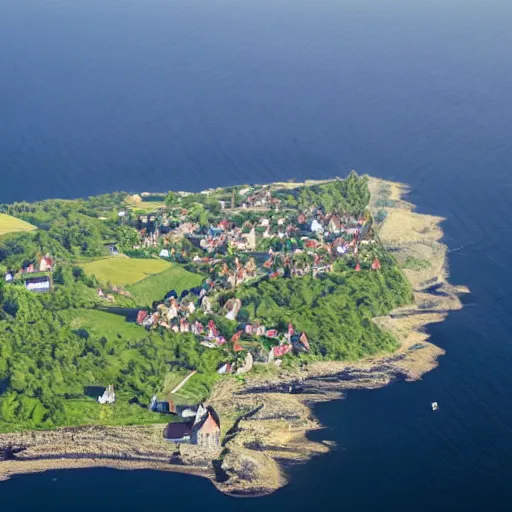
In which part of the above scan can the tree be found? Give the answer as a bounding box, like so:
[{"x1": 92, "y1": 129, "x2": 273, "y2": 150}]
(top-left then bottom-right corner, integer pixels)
[{"x1": 165, "y1": 191, "x2": 178, "y2": 208}]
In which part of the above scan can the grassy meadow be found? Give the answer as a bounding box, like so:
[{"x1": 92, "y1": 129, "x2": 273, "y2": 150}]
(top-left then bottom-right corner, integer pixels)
[
  {"x1": 130, "y1": 201, "x2": 166, "y2": 213},
  {"x1": 50, "y1": 398, "x2": 172, "y2": 429},
  {"x1": 128, "y1": 264, "x2": 204, "y2": 306},
  {"x1": 60, "y1": 308, "x2": 148, "y2": 341},
  {"x1": 80, "y1": 256, "x2": 170, "y2": 286},
  {"x1": 0, "y1": 213, "x2": 37, "y2": 236}
]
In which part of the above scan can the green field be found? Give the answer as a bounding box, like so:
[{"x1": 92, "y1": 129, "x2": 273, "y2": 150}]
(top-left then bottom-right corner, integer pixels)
[
  {"x1": 80, "y1": 256, "x2": 170, "y2": 285},
  {"x1": 0, "y1": 213, "x2": 36, "y2": 236},
  {"x1": 128, "y1": 264, "x2": 204, "y2": 306},
  {"x1": 45, "y1": 398, "x2": 173, "y2": 430},
  {"x1": 130, "y1": 201, "x2": 166, "y2": 213},
  {"x1": 80, "y1": 255, "x2": 203, "y2": 306},
  {"x1": 60, "y1": 308, "x2": 148, "y2": 341}
]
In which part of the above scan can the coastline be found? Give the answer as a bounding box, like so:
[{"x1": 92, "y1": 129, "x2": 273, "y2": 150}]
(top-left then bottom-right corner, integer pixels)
[{"x1": 0, "y1": 177, "x2": 468, "y2": 496}]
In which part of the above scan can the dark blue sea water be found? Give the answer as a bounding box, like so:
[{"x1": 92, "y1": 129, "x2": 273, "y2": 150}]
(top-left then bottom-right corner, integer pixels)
[{"x1": 1, "y1": 0, "x2": 512, "y2": 510}]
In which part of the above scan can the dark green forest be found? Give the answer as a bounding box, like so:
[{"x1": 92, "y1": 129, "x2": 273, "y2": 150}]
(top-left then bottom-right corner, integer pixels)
[
  {"x1": 0, "y1": 282, "x2": 224, "y2": 432},
  {"x1": 276, "y1": 172, "x2": 371, "y2": 214},
  {"x1": 238, "y1": 253, "x2": 412, "y2": 360}
]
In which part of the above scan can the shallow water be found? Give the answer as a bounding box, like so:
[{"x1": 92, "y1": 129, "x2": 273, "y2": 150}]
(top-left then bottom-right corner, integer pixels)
[{"x1": 1, "y1": 0, "x2": 512, "y2": 510}]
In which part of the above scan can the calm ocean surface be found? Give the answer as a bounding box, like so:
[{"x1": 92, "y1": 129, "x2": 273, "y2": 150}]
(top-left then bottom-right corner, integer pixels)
[{"x1": 1, "y1": 0, "x2": 512, "y2": 510}]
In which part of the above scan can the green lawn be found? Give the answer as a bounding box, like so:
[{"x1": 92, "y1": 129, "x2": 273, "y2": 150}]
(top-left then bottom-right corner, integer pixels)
[
  {"x1": 60, "y1": 308, "x2": 148, "y2": 341},
  {"x1": 0, "y1": 213, "x2": 37, "y2": 236},
  {"x1": 80, "y1": 256, "x2": 171, "y2": 286},
  {"x1": 128, "y1": 264, "x2": 204, "y2": 306},
  {"x1": 49, "y1": 399, "x2": 172, "y2": 429},
  {"x1": 130, "y1": 201, "x2": 166, "y2": 213}
]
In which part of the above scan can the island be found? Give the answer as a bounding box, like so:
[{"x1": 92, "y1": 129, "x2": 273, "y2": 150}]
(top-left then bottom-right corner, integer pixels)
[{"x1": 0, "y1": 173, "x2": 467, "y2": 495}]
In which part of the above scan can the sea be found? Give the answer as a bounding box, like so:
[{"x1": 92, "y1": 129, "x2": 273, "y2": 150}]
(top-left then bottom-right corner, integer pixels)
[{"x1": 1, "y1": 0, "x2": 512, "y2": 510}]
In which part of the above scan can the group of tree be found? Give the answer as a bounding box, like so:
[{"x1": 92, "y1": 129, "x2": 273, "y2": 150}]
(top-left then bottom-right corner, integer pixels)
[
  {"x1": 0, "y1": 282, "x2": 224, "y2": 431},
  {"x1": 236, "y1": 248, "x2": 413, "y2": 360},
  {"x1": 275, "y1": 171, "x2": 370, "y2": 215},
  {"x1": 0, "y1": 194, "x2": 140, "y2": 270}
]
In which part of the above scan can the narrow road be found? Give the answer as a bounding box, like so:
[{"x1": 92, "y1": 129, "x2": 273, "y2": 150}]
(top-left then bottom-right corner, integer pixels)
[{"x1": 170, "y1": 370, "x2": 197, "y2": 394}]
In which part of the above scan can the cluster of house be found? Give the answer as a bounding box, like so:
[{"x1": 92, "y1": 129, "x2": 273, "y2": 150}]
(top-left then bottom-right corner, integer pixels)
[
  {"x1": 198, "y1": 224, "x2": 257, "y2": 254},
  {"x1": 238, "y1": 187, "x2": 281, "y2": 210},
  {"x1": 212, "y1": 257, "x2": 258, "y2": 288},
  {"x1": 136, "y1": 284, "x2": 212, "y2": 329},
  {"x1": 3, "y1": 255, "x2": 54, "y2": 293},
  {"x1": 258, "y1": 210, "x2": 369, "y2": 247},
  {"x1": 135, "y1": 274, "x2": 311, "y2": 370},
  {"x1": 216, "y1": 323, "x2": 311, "y2": 374},
  {"x1": 137, "y1": 294, "x2": 246, "y2": 350},
  {"x1": 197, "y1": 211, "x2": 372, "y2": 278},
  {"x1": 128, "y1": 189, "x2": 386, "y2": 377},
  {"x1": 131, "y1": 187, "x2": 279, "y2": 254},
  {"x1": 138, "y1": 227, "x2": 160, "y2": 249},
  {"x1": 130, "y1": 186, "x2": 378, "y2": 280}
]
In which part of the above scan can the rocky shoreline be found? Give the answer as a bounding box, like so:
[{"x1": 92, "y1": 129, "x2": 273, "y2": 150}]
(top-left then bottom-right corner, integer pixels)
[{"x1": 0, "y1": 177, "x2": 468, "y2": 496}]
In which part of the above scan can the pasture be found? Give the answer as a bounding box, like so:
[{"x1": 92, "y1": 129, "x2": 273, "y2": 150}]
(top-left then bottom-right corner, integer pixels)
[
  {"x1": 80, "y1": 256, "x2": 170, "y2": 286},
  {"x1": 60, "y1": 308, "x2": 147, "y2": 341},
  {"x1": 128, "y1": 264, "x2": 204, "y2": 306},
  {"x1": 0, "y1": 213, "x2": 37, "y2": 236},
  {"x1": 131, "y1": 201, "x2": 166, "y2": 213}
]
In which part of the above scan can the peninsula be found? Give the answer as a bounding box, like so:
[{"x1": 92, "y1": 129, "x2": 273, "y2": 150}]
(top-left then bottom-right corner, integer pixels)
[{"x1": 0, "y1": 173, "x2": 467, "y2": 495}]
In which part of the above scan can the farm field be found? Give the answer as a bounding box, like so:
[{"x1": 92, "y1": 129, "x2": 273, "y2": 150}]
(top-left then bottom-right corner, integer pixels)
[
  {"x1": 0, "y1": 213, "x2": 37, "y2": 236},
  {"x1": 128, "y1": 264, "x2": 204, "y2": 306},
  {"x1": 80, "y1": 256, "x2": 170, "y2": 286}
]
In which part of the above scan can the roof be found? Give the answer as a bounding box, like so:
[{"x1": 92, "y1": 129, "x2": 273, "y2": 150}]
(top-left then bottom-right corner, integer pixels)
[
  {"x1": 136, "y1": 310, "x2": 148, "y2": 324},
  {"x1": 19, "y1": 271, "x2": 51, "y2": 281},
  {"x1": 197, "y1": 412, "x2": 221, "y2": 435},
  {"x1": 163, "y1": 421, "x2": 193, "y2": 440}
]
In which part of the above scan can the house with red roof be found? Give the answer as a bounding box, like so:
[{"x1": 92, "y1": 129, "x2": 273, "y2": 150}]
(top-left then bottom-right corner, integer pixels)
[
  {"x1": 39, "y1": 255, "x2": 54, "y2": 272},
  {"x1": 191, "y1": 405, "x2": 221, "y2": 449}
]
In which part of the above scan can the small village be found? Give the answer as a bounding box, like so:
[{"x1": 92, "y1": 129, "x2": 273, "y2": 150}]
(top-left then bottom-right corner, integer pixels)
[
  {"x1": 129, "y1": 182, "x2": 382, "y2": 363},
  {"x1": 1, "y1": 178, "x2": 386, "y2": 450}
]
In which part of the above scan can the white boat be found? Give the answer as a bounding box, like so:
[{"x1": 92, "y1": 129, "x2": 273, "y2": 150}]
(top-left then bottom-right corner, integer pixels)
[{"x1": 431, "y1": 402, "x2": 439, "y2": 411}]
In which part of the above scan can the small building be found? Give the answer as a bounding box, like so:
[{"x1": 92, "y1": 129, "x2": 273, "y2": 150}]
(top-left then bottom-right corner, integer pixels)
[
  {"x1": 104, "y1": 244, "x2": 119, "y2": 255},
  {"x1": 21, "y1": 272, "x2": 52, "y2": 293},
  {"x1": 149, "y1": 395, "x2": 176, "y2": 414},
  {"x1": 163, "y1": 421, "x2": 194, "y2": 443},
  {"x1": 98, "y1": 385, "x2": 116, "y2": 404},
  {"x1": 159, "y1": 249, "x2": 170, "y2": 259},
  {"x1": 292, "y1": 332, "x2": 311, "y2": 353},
  {"x1": 163, "y1": 405, "x2": 221, "y2": 449},
  {"x1": 38, "y1": 256, "x2": 54, "y2": 272},
  {"x1": 136, "y1": 310, "x2": 148, "y2": 325},
  {"x1": 191, "y1": 405, "x2": 221, "y2": 450},
  {"x1": 311, "y1": 219, "x2": 324, "y2": 234}
]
